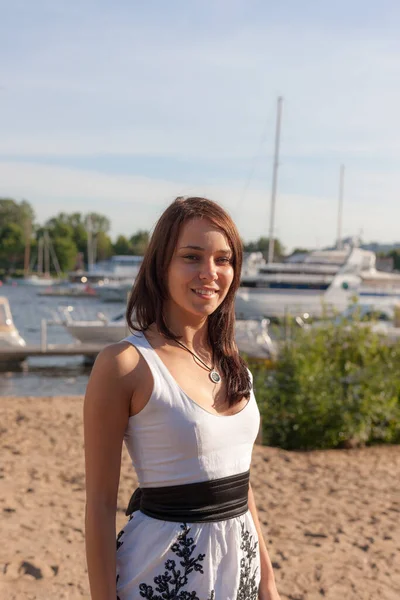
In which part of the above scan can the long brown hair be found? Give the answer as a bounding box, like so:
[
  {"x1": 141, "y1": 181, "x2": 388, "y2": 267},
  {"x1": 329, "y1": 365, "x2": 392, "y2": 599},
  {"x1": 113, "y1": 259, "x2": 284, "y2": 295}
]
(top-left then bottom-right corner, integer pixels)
[{"x1": 126, "y1": 196, "x2": 251, "y2": 406}]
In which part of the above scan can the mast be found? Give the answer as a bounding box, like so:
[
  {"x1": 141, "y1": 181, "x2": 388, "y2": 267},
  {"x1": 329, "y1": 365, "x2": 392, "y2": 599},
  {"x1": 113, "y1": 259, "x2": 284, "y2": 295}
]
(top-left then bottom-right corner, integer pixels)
[
  {"x1": 37, "y1": 237, "x2": 44, "y2": 275},
  {"x1": 23, "y1": 218, "x2": 32, "y2": 277},
  {"x1": 337, "y1": 164, "x2": 345, "y2": 250},
  {"x1": 47, "y1": 235, "x2": 63, "y2": 277},
  {"x1": 268, "y1": 96, "x2": 283, "y2": 264},
  {"x1": 86, "y1": 215, "x2": 93, "y2": 272},
  {"x1": 44, "y1": 231, "x2": 50, "y2": 277}
]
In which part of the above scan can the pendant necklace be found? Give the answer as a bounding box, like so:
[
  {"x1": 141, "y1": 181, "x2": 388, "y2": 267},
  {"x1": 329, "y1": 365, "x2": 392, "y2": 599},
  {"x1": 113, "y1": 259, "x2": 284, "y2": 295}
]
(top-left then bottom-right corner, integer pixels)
[{"x1": 174, "y1": 340, "x2": 221, "y2": 384}]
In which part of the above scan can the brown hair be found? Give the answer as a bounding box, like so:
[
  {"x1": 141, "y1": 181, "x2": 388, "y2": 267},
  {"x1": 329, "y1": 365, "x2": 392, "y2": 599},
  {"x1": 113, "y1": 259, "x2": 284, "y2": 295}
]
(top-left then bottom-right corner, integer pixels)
[{"x1": 126, "y1": 196, "x2": 251, "y2": 406}]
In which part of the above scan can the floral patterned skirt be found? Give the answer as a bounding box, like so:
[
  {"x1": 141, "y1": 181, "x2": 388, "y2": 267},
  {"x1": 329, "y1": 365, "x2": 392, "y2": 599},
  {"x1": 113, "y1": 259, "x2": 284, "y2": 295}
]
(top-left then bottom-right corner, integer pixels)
[{"x1": 116, "y1": 509, "x2": 260, "y2": 600}]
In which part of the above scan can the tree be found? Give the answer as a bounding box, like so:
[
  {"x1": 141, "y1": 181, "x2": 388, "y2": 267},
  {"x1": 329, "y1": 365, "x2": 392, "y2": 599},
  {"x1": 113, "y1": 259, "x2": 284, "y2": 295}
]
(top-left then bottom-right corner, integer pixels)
[
  {"x1": 0, "y1": 198, "x2": 35, "y2": 232},
  {"x1": 43, "y1": 211, "x2": 112, "y2": 270},
  {"x1": 69, "y1": 214, "x2": 88, "y2": 255},
  {"x1": 113, "y1": 235, "x2": 131, "y2": 255},
  {"x1": 0, "y1": 223, "x2": 25, "y2": 269},
  {"x1": 289, "y1": 248, "x2": 310, "y2": 257},
  {"x1": 50, "y1": 237, "x2": 78, "y2": 272},
  {"x1": 384, "y1": 249, "x2": 400, "y2": 272},
  {"x1": 0, "y1": 198, "x2": 36, "y2": 271},
  {"x1": 129, "y1": 230, "x2": 149, "y2": 255},
  {"x1": 42, "y1": 220, "x2": 75, "y2": 240},
  {"x1": 84, "y1": 212, "x2": 111, "y2": 234},
  {"x1": 95, "y1": 231, "x2": 114, "y2": 261},
  {"x1": 45, "y1": 212, "x2": 88, "y2": 254},
  {"x1": 243, "y1": 237, "x2": 285, "y2": 260}
]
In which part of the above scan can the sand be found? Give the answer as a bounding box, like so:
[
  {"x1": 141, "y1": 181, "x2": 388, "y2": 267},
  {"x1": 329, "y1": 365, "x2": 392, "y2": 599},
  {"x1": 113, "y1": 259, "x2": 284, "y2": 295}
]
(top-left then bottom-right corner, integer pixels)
[{"x1": 0, "y1": 395, "x2": 399, "y2": 600}]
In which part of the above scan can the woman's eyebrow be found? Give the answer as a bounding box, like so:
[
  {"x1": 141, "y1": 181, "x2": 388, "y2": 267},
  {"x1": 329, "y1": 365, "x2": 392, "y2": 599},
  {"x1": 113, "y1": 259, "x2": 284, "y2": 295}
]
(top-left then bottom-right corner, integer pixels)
[
  {"x1": 179, "y1": 245, "x2": 232, "y2": 253},
  {"x1": 179, "y1": 245, "x2": 205, "y2": 250}
]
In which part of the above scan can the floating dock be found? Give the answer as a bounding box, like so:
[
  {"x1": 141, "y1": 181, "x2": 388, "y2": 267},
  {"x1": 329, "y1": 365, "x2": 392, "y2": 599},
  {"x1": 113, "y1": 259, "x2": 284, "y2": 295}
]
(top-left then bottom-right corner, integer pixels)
[{"x1": 0, "y1": 344, "x2": 103, "y2": 366}]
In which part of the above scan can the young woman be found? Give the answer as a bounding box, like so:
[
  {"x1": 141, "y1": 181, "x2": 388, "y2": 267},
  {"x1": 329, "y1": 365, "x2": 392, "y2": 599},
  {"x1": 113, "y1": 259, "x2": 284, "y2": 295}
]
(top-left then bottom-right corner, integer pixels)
[{"x1": 84, "y1": 197, "x2": 281, "y2": 600}]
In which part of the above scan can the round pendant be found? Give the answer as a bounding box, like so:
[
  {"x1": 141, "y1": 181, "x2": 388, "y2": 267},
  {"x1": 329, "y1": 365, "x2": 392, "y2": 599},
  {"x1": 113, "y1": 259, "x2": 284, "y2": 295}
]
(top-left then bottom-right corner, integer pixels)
[{"x1": 209, "y1": 370, "x2": 221, "y2": 384}]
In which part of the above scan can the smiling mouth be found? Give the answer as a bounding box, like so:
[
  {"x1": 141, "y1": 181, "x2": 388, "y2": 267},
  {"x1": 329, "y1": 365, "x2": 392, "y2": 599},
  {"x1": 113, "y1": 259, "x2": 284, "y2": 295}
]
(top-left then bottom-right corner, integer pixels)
[{"x1": 192, "y1": 288, "x2": 218, "y2": 298}]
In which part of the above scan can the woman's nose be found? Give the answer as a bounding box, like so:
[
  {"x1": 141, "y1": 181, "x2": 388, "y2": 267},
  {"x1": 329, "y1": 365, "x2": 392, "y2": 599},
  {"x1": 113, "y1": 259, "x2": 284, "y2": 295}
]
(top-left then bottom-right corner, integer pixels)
[{"x1": 199, "y1": 260, "x2": 217, "y2": 280}]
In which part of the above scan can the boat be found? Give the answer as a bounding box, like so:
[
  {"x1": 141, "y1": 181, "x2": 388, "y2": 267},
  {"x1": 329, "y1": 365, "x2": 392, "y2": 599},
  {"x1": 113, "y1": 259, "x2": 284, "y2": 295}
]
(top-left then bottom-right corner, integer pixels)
[
  {"x1": 37, "y1": 255, "x2": 142, "y2": 299},
  {"x1": 39, "y1": 271, "x2": 113, "y2": 297},
  {"x1": 53, "y1": 255, "x2": 142, "y2": 301},
  {"x1": 11, "y1": 274, "x2": 58, "y2": 286},
  {"x1": 38, "y1": 281, "x2": 98, "y2": 297},
  {"x1": 236, "y1": 101, "x2": 400, "y2": 318},
  {"x1": 0, "y1": 296, "x2": 26, "y2": 349},
  {"x1": 60, "y1": 310, "x2": 130, "y2": 344},
  {"x1": 358, "y1": 269, "x2": 400, "y2": 303},
  {"x1": 94, "y1": 280, "x2": 133, "y2": 303},
  {"x1": 91, "y1": 255, "x2": 142, "y2": 302},
  {"x1": 59, "y1": 308, "x2": 277, "y2": 360},
  {"x1": 10, "y1": 231, "x2": 62, "y2": 286},
  {"x1": 236, "y1": 246, "x2": 367, "y2": 318}
]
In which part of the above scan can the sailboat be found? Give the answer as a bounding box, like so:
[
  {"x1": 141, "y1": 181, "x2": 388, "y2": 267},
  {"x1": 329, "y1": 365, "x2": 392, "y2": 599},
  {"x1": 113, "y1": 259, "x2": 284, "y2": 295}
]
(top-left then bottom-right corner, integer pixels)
[{"x1": 15, "y1": 231, "x2": 62, "y2": 286}]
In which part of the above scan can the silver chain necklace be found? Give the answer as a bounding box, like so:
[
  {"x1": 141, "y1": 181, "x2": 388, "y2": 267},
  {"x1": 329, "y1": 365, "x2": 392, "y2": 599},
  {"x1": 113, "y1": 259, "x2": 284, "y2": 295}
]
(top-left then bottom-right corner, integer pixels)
[{"x1": 174, "y1": 340, "x2": 221, "y2": 384}]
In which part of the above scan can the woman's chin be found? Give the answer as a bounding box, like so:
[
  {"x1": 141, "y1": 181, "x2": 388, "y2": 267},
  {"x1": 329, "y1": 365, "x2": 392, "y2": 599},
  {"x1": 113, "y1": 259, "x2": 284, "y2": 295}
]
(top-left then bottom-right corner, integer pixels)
[
  {"x1": 167, "y1": 296, "x2": 221, "y2": 320},
  {"x1": 186, "y1": 301, "x2": 218, "y2": 318}
]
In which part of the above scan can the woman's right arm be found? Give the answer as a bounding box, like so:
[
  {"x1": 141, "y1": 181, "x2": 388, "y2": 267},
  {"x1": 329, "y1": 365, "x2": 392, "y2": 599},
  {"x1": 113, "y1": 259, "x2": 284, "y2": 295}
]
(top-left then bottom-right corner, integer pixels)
[{"x1": 83, "y1": 342, "x2": 138, "y2": 600}]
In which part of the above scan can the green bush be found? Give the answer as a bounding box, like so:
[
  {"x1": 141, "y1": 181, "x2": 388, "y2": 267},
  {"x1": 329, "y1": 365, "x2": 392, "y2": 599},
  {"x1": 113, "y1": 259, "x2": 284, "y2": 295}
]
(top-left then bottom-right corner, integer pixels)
[{"x1": 248, "y1": 312, "x2": 400, "y2": 450}]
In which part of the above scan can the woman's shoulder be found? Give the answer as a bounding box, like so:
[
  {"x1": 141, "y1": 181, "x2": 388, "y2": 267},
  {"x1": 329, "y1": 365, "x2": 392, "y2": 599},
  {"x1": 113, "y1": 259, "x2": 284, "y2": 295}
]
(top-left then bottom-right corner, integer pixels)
[{"x1": 92, "y1": 339, "x2": 143, "y2": 383}]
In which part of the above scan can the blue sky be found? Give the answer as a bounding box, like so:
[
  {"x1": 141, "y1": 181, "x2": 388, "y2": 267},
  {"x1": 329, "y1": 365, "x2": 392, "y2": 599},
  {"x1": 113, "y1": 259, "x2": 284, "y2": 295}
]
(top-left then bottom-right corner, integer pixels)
[{"x1": 1, "y1": 0, "x2": 400, "y2": 251}]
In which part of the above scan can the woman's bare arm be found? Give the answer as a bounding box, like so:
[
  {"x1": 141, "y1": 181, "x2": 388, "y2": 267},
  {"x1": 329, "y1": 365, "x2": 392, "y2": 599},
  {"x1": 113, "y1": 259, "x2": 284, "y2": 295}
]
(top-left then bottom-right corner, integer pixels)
[
  {"x1": 84, "y1": 342, "x2": 138, "y2": 600},
  {"x1": 248, "y1": 482, "x2": 281, "y2": 600}
]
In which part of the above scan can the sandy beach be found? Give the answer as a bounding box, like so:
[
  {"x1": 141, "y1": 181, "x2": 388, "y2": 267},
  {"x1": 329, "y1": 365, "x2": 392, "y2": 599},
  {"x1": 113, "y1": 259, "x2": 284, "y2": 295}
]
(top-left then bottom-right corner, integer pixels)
[{"x1": 1, "y1": 395, "x2": 399, "y2": 600}]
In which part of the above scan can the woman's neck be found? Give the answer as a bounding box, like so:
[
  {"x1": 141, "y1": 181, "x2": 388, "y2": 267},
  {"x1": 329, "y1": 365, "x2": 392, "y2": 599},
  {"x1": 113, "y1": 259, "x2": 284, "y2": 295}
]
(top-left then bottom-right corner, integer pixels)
[{"x1": 159, "y1": 304, "x2": 209, "y2": 351}]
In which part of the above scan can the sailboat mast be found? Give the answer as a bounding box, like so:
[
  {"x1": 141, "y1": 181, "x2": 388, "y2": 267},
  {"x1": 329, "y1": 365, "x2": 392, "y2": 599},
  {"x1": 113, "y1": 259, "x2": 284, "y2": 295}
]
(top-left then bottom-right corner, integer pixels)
[
  {"x1": 337, "y1": 164, "x2": 345, "y2": 250},
  {"x1": 268, "y1": 96, "x2": 283, "y2": 264},
  {"x1": 23, "y1": 218, "x2": 32, "y2": 277},
  {"x1": 44, "y1": 231, "x2": 50, "y2": 276},
  {"x1": 37, "y1": 237, "x2": 44, "y2": 275},
  {"x1": 86, "y1": 215, "x2": 93, "y2": 272}
]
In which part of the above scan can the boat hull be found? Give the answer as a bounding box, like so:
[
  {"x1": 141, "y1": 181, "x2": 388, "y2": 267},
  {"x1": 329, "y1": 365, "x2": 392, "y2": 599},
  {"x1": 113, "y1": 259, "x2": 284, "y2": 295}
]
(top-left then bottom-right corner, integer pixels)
[
  {"x1": 64, "y1": 320, "x2": 276, "y2": 359},
  {"x1": 65, "y1": 323, "x2": 130, "y2": 344},
  {"x1": 235, "y1": 288, "x2": 352, "y2": 318}
]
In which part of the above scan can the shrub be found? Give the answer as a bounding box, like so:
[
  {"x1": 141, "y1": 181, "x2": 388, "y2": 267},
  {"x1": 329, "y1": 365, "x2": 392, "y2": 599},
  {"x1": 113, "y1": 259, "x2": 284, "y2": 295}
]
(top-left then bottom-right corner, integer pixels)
[{"x1": 248, "y1": 312, "x2": 400, "y2": 450}]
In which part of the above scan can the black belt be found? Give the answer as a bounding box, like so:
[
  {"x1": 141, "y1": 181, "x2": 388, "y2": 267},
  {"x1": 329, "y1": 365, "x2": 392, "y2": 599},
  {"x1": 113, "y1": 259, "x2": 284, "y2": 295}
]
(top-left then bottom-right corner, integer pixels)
[{"x1": 125, "y1": 470, "x2": 250, "y2": 523}]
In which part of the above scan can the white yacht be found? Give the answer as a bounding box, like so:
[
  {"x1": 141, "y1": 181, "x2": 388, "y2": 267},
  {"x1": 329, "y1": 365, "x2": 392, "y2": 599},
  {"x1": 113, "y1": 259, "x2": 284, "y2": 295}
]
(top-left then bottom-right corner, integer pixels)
[
  {"x1": 358, "y1": 267, "x2": 400, "y2": 304},
  {"x1": 236, "y1": 246, "x2": 380, "y2": 318}
]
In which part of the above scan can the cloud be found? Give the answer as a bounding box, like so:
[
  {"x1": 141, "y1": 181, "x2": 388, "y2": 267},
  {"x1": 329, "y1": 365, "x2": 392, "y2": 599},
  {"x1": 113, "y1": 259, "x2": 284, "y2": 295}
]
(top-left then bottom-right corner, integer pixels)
[
  {"x1": 1, "y1": 160, "x2": 399, "y2": 250},
  {"x1": 1, "y1": 2, "x2": 400, "y2": 250},
  {"x1": 2, "y1": 9, "x2": 400, "y2": 164}
]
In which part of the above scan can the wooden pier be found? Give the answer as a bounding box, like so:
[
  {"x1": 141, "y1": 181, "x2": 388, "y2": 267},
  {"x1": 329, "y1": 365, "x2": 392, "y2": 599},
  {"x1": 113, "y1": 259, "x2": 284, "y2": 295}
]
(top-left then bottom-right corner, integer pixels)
[{"x1": 0, "y1": 344, "x2": 104, "y2": 366}]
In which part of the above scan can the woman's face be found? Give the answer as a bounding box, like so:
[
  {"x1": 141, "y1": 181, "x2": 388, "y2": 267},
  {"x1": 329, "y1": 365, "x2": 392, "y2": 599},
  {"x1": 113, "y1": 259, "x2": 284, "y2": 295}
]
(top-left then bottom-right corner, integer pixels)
[{"x1": 166, "y1": 218, "x2": 235, "y2": 320}]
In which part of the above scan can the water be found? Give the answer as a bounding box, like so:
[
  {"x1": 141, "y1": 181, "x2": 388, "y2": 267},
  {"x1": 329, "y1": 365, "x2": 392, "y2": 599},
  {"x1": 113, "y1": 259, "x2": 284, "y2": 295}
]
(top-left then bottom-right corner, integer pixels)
[{"x1": 0, "y1": 284, "x2": 126, "y2": 396}]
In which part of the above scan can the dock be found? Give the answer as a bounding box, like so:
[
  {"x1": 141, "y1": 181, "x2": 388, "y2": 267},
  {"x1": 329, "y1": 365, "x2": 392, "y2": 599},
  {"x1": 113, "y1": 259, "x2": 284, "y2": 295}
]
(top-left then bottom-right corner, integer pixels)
[{"x1": 0, "y1": 344, "x2": 104, "y2": 366}]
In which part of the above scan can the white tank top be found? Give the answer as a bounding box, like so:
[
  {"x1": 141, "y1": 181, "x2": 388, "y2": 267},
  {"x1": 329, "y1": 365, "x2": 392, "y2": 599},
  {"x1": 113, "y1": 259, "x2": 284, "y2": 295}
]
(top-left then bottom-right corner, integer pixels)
[{"x1": 122, "y1": 332, "x2": 260, "y2": 488}]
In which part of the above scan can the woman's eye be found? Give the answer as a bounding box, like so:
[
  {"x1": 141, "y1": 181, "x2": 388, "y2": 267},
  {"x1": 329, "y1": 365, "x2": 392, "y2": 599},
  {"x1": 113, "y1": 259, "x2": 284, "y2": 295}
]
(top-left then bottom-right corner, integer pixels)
[
  {"x1": 182, "y1": 255, "x2": 232, "y2": 264},
  {"x1": 217, "y1": 257, "x2": 232, "y2": 264}
]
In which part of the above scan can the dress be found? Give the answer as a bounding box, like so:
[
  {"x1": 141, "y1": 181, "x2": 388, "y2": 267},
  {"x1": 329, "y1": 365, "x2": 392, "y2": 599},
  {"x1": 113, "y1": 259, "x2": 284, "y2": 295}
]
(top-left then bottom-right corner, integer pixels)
[{"x1": 116, "y1": 332, "x2": 261, "y2": 600}]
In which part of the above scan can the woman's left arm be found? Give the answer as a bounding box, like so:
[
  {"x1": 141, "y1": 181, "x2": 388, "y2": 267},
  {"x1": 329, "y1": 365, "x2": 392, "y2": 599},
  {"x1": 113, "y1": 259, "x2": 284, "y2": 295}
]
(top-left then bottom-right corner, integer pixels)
[{"x1": 248, "y1": 482, "x2": 281, "y2": 600}]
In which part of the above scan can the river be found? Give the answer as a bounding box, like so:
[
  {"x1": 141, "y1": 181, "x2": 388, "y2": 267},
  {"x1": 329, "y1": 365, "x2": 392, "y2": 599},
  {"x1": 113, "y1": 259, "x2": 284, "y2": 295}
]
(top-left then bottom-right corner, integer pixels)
[{"x1": 0, "y1": 283, "x2": 126, "y2": 397}]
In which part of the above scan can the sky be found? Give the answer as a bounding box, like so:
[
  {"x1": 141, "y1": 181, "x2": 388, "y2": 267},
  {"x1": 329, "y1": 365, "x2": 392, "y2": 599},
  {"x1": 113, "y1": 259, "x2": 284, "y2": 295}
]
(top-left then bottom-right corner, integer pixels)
[{"x1": 1, "y1": 0, "x2": 400, "y2": 252}]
